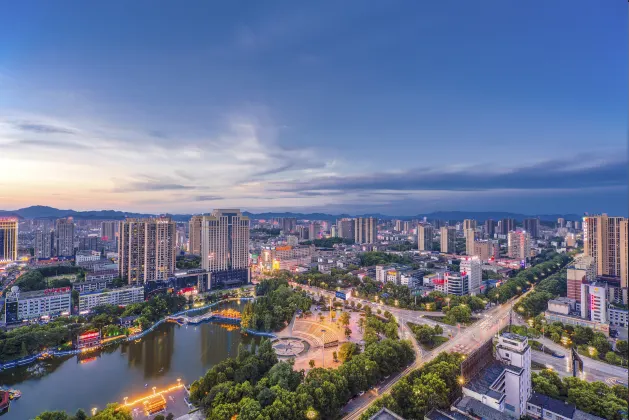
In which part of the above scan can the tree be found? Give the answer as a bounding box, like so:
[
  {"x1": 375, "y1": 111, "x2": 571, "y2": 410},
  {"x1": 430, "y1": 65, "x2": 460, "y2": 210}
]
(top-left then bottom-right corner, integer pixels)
[
  {"x1": 339, "y1": 311, "x2": 350, "y2": 327},
  {"x1": 591, "y1": 334, "x2": 611, "y2": 355},
  {"x1": 338, "y1": 342, "x2": 361, "y2": 362},
  {"x1": 309, "y1": 359, "x2": 315, "y2": 369},
  {"x1": 35, "y1": 413, "x2": 69, "y2": 420},
  {"x1": 333, "y1": 351, "x2": 338, "y2": 362},
  {"x1": 358, "y1": 317, "x2": 365, "y2": 332},
  {"x1": 616, "y1": 340, "x2": 628, "y2": 359},
  {"x1": 166, "y1": 414, "x2": 174, "y2": 420},
  {"x1": 74, "y1": 409, "x2": 88, "y2": 420},
  {"x1": 345, "y1": 327, "x2": 352, "y2": 339}
]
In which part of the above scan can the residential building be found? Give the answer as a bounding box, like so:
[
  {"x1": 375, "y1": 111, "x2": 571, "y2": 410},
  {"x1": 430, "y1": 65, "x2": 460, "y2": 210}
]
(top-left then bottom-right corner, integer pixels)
[
  {"x1": 443, "y1": 272, "x2": 469, "y2": 295},
  {"x1": 557, "y1": 218, "x2": 565, "y2": 228},
  {"x1": 583, "y1": 214, "x2": 626, "y2": 280},
  {"x1": 79, "y1": 285, "x2": 145, "y2": 312},
  {"x1": 100, "y1": 221, "x2": 119, "y2": 242},
  {"x1": 119, "y1": 216, "x2": 176, "y2": 284},
  {"x1": 440, "y1": 226, "x2": 456, "y2": 254},
  {"x1": 35, "y1": 229, "x2": 53, "y2": 259},
  {"x1": 499, "y1": 218, "x2": 515, "y2": 235},
  {"x1": 72, "y1": 278, "x2": 114, "y2": 293},
  {"x1": 201, "y1": 209, "x2": 250, "y2": 288},
  {"x1": 544, "y1": 310, "x2": 609, "y2": 336},
  {"x1": 394, "y1": 220, "x2": 403, "y2": 232},
  {"x1": 609, "y1": 306, "x2": 628, "y2": 328},
  {"x1": 523, "y1": 218, "x2": 540, "y2": 239},
  {"x1": 279, "y1": 217, "x2": 297, "y2": 234},
  {"x1": 484, "y1": 219, "x2": 496, "y2": 238},
  {"x1": 580, "y1": 282, "x2": 608, "y2": 324},
  {"x1": 188, "y1": 215, "x2": 203, "y2": 256},
  {"x1": 0, "y1": 218, "x2": 18, "y2": 263},
  {"x1": 461, "y1": 256, "x2": 482, "y2": 294},
  {"x1": 337, "y1": 218, "x2": 355, "y2": 241},
  {"x1": 566, "y1": 256, "x2": 595, "y2": 302},
  {"x1": 620, "y1": 219, "x2": 628, "y2": 297},
  {"x1": 55, "y1": 217, "x2": 75, "y2": 257},
  {"x1": 85, "y1": 269, "x2": 118, "y2": 283},
  {"x1": 465, "y1": 228, "x2": 475, "y2": 256},
  {"x1": 4, "y1": 287, "x2": 72, "y2": 322},
  {"x1": 354, "y1": 217, "x2": 377, "y2": 244},
  {"x1": 259, "y1": 245, "x2": 313, "y2": 271},
  {"x1": 508, "y1": 231, "x2": 530, "y2": 260},
  {"x1": 309, "y1": 222, "x2": 322, "y2": 240},
  {"x1": 76, "y1": 250, "x2": 102, "y2": 264},
  {"x1": 417, "y1": 225, "x2": 433, "y2": 251},
  {"x1": 463, "y1": 219, "x2": 477, "y2": 231},
  {"x1": 547, "y1": 297, "x2": 576, "y2": 315},
  {"x1": 78, "y1": 236, "x2": 100, "y2": 251},
  {"x1": 526, "y1": 392, "x2": 604, "y2": 420},
  {"x1": 473, "y1": 240, "x2": 497, "y2": 262}
]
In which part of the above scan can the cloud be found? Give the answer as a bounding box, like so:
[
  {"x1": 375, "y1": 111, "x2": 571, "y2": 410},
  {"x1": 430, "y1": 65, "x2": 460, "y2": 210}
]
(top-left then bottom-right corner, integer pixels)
[
  {"x1": 11, "y1": 121, "x2": 76, "y2": 135},
  {"x1": 269, "y1": 154, "x2": 628, "y2": 193},
  {"x1": 11, "y1": 139, "x2": 91, "y2": 150},
  {"x1": 195, "y1": 195, "x2": 224, "y2": 201},
  {"x1": 110, "y1": 177, "x2": 198, "y2": 193}
]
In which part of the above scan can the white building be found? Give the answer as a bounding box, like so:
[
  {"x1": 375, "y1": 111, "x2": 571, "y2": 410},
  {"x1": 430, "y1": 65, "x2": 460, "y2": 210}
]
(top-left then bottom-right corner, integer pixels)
[
  {"x1": 445, "y1": 272, "x2": 469, "y2": 296},
  {"x1": 460, "y1": 256, "x2": 482, "y2": 295},
  {"x1": 508, "y1": 231, "x2": 531, "y2": 261},
  {"x1": 79, "y1": 286, "x2": 145, "y2": 312},
  {"x1": 76, "y1": 250, "x2": 102, "y2": 264},
  {"x1": 580, "y1": 282, "x2": 608, "y2": 324},
  {"x1": 609, "y1": 306, "x2": 628, "y2": 328},
  {"x1": 4, "y1": 287, "x2": 72, "y2": 322}
]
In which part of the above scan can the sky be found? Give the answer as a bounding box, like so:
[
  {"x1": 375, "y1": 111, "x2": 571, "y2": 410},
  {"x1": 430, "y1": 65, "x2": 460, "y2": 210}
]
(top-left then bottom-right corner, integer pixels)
[{"x1": 0, "y1": 0, "x2": 627, "y2": 216}]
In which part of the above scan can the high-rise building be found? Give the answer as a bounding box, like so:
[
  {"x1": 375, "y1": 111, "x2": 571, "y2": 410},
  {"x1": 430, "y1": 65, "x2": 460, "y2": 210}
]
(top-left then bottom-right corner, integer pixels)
[
  {"x1": 35, "y1": 229, "x2": 53, "y2": 259},
  {"x1": 432, "y1": 219, "x2": 444, "y2": 230},
  {"x1": 473, "y1": 240, "x2": 497, "y2": 262},
  {"x1": 460, "y1": 256, "x2": 482, "y2": 294},
  {"x1": 394, "y1": 220, "x2": 403, "y2": 232},
  {"x1": 583, "y1": 214, "x2": 627, "y2": 280},
  {"x1": 581, "y1": 282, "x2": 608, "y2": 323},
  {"x1": 403, "y1": 221, "x2": 411, "y2": 234},
  {"x1": 201, "y1": 209, "x2": 250, "y2": 287},
  {"x1": 354, "y1": 217, "x2": 377, "y2": 244},
  {"x1": 188, "y1": 215, "x2": 203, "y2": 255},
  {"x1": 78, "y1": 236, "x2": 100, "y2": 251},
  {"x1": 566, "y1": 256, "x2": 595, "y2": 302},
  {"x1": 557, "y1": 218, "x2": 565, "y2": 228},
  {"x1": 523, "y1": 218, "x2": 540, "y2": 239},
  {"x1": 621, "y1": 220, "x2": 628, "y2": 295},
  {"x1": 417, "y1": 225, "x2": 433, "y2": 251},
  {"x1": 484, "y1": 219, "x2": 496, "y2": 238},
  {"x1": 463, "y1": 219, "x2": 477, "y2": 231},
  {"x1": 279, "y1": 217, "x2": 296, "y2": 234},
  {"x1": 440, "y1": 226, "x2": 456, "y2": 254},
  {"x1": 500, "y1": 218, "x2": 516, "y2": 235},
  {"x1": 309, "y1": 222, "x2": 321, "y2": 240},
  {"x1": 55, "y1": 217, "x2": 75, "y2": 257},
  {"x1": 0, "y1": 218, "x2": 18, "y2": 262},
  {"x1": 574, "y1": 220, "x2": 581, "y2": 231},
  {"x1": 464, "y1": 228, "x2": 475, "y2": 255},
  {"x1": 494, "y1": 333, "x2": 532, "y2": 418},
  {"x1": 336, "y1": 218, "x2": 355, "y2": 241},
  {"x1": 119, "y1": 216, "x2": 176, "y2": 284},
  {"x1": 508, "y1": 231, "x2": 531, "y2": 260},
  {"x1": 100, "y1": 221, "x2": 119, "y2": 242}
]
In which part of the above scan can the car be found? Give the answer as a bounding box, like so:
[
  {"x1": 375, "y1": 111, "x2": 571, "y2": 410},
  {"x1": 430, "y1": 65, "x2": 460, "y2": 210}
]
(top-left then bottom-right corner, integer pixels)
[{"x1": 358, "y1": 391, "x2": 365, "y2": 396}]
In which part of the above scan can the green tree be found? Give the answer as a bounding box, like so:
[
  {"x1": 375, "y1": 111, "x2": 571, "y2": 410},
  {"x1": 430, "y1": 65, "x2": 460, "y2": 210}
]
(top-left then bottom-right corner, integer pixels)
[
  {"x1": 338, "y1": 342, "x2": 361, "y2": 362},
  {"x1": 309, "y1": 359, "x2": 315, "y2": 369},
  {"x1": 339, "y1": 311, "x2": 350, "y2": 327}
]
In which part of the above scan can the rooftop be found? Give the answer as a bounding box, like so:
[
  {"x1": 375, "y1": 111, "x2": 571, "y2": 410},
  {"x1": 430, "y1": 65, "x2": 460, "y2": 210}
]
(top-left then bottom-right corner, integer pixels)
[
  {"x1": 528, "y1": 392, "x2": 575, "y2": 418},
  {"x1": 455, "y1": 396, "x2": 512, "y2": 420},
  {"x1": 368, "y1": 407, "x2": 406, "y2": 420},
  {"x1": 500, "y1": 332, "x2": 526, "y2": 342},
  {"x1": 425, "y1": 409, "x2": 469, "y2": 420},
  {"x1": 18, "y1": 288, "x2": 71, "y2": 299},
  {"x1": 464, "y1": 361, "x2": 506, "y2": 401}
]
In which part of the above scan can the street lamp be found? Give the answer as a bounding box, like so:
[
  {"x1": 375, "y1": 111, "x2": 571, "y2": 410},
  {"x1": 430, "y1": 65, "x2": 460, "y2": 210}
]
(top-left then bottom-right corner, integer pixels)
[
  {"x1": 91, "y1": 408, "x2": 97, "y2": 416},
  {"x1": 152, "y1": 386, "x2": 157, "y2": 395},
  {"x1": 123, "y1": 397, "x2": 128, "y2": 406}
]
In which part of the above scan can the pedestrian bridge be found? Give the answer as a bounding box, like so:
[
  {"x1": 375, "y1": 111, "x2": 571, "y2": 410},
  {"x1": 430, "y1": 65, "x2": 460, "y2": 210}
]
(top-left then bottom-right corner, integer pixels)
[{"x1": 166, "y1": 308, "x2": 241, "y2": 325}]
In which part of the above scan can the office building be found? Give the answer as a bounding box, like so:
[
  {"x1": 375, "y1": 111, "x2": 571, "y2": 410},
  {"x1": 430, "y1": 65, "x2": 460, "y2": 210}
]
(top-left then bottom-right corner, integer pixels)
[
  {"x1": 119, "y1": 216, "x2": 176, "y2": 284},
  {"x1": 523, "y1": 218, "x2": 539, "y2": 239},
  {"x1": 79, "y1": 285, "x2": 144, "y2": 312},
  {"x1": 499, "y1": 218, "x2": 516, "y2": 235},
  {"x1": 566, "y1": 256, "x2": 595, "y2": 302},
  {"x1": 55, "y1": 217, "x2": 75, "y2": 257},
  {"x1": 417, "y1": 225, "x2": 433, "y2": 251},
  {"x1": 35, "y1": 229, "x2": 54, "y2": 259},
  {"x1": 508, "y1": 231, "x2": 531, "y2": 260},
  {"x1": 201, "y1": 209, "x2": 250, "y2": 288},
  {"x1": 465, "y1": 228, "x2": 475, "y2": 256},
  {"x1": 473, "y1": 240, "x2": 497, "y2": 262},
  {"x1": 440, "y1": 226, "x2": 456, "y2": 254},
  {"x1": 443, "y1": 272, "x2": 469, "y2": 295},
  {"x1": 581, "y1": 282, "x2": 608, "y2": 324},
  {"x1": 484, "y1": 219, "x2": 496, "y2": 238},
  {"x1": 188, "y1": 215, "x2": 203, "y2": 256},
  {"x1": 354, "y1": 217, "x2": 377, "y2": 244},
  {"x1": 583, "y1": 215, "x2": 627, "y2": 297},
  {"x1": 0, "y1": 217, "x2": 18, "y2": 263},
  {"x1": 463, "y1": 219, "x2": 477, "y2": 231},
  {"x1": 336, "y1": 218, "x2": 355, "y2": 241},
  {"x1": 100, "y1": 221, "x2": 119, "y2": 242},
  {"x1": 279, "y1": 217, "x2": 296, "y2": 234},
  {"x1": 461, "y1": 256, "x2": 482, "y2": 294},
  {"x1": 4, "y1": 287, "x2": 72, "y2": 323}
]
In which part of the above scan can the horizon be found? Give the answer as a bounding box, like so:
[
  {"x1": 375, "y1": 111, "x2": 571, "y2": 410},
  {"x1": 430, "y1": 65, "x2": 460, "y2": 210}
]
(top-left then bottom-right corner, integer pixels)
[{"x1": 1, "y1": 1, "x2": 627, "y2": 215}]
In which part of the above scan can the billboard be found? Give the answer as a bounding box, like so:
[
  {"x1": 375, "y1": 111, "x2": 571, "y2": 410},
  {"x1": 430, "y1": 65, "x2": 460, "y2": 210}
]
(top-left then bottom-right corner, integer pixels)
[{"x1": 335, "y1": 291, "x2": 346, "y2": 300}]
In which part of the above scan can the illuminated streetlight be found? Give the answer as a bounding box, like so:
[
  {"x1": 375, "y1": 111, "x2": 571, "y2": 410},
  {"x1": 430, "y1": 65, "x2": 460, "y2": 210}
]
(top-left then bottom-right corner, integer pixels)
[
  {"x1": 123, "y1": 397, "x2": 128, "y2": 406},
  {"x1": 91, "y1": 408, "x2": 98, "y2": 416},
  {"x1": 457, "y1": 376, "x2": 465, "y2": 385},
  {"x1": 152, "y1": 386, "x2": 157, "y2": 395}
]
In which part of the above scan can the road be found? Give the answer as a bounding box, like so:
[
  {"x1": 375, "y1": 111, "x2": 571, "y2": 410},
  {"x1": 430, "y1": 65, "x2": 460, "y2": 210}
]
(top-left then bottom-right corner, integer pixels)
[{"x1": 292, "y1": 282, "x2": 527, "y2": 420}]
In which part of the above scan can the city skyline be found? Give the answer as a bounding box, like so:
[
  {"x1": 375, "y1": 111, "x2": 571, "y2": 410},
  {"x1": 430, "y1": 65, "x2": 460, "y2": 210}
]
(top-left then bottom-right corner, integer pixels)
[{"x1": 0, "y1": 1, "x2": 626, "y2": 215}]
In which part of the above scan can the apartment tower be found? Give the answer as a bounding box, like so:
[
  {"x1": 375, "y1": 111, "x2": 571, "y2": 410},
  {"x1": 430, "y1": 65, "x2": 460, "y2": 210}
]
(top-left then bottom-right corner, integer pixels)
[
  {"x1": 417, "y1": 225, "x2": 434, "y2": 251},
  {"x1": 583, "y1": 214, "x2": 627, "y2": 281},
  {"x1": 440, "y1": 226, "x2": 456, "y2": 254},
  {"x1": 55, "y1": 217, "x2": 75, "y2": 257},
  {"x1": 188, "y1": 215, "x2": 203, "y2": 255},
  {"x1": 354, "y1": 217, "x2": 377, "y2": 244},
  {"x1": 0, "y1": 218, "x2": 18, "y2": 262}
]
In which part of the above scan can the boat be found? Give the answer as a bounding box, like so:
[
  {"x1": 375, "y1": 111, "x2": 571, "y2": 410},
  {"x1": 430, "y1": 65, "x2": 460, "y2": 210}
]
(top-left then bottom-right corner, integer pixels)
[{"x1": 0, "y1": 388, "x2": 21, "y2": 400}]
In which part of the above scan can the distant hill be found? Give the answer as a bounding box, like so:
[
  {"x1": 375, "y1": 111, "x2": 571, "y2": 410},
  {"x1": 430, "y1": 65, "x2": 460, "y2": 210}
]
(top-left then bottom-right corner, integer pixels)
[{"x1": 0, "y1": 205, "x2": 583, "y2": 222}]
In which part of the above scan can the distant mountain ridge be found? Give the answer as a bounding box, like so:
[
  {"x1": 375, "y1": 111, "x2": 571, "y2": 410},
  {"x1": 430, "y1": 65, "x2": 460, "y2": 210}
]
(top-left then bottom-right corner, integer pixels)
[{"x1": 0, "y1": 205, "x2": 583, "y2": 222}]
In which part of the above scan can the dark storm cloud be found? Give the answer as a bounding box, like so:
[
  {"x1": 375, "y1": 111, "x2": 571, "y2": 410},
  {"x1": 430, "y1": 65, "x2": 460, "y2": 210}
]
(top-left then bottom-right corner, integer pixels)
[{"x1": 270, "y1": 155, "x2": 628, "y2": 193}]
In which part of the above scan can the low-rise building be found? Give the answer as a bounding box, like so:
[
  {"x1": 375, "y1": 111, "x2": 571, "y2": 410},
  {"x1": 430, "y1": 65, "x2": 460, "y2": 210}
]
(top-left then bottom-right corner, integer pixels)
[
  {"x1": 85, "y1": 269, "x2": 118, "y2": 283},
  {"x1": 72, "y1": 278, "x2": 114, "y2": 293},
  {"x1": 3, "y1": 287, "x2": 71, "y2": 322},
  {"x1": 609, "y1": 305, "x2": 628, "y2": 328},
  {"x1": 75, "y1": 250, "x2": 102, "y2": 264},
  {"x1": 547, "y1": 297, "x2": 577, "y2": 315},
  {"x1": 526, "y1": 392, "x2": 603, "y2": 420},
  {"x1": 78, "y1": 286, "x2": 144, "y2": 312},
  {"x1": 544, "y1": 311, "x2": 609, "y2": 336}
]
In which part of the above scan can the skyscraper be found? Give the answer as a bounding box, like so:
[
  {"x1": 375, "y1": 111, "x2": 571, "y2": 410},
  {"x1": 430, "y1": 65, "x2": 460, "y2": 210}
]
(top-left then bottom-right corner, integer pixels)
[
  {"x1": 201, "y1": 209, "x2": 250, "y2": 287},
  {"x1": 464, "y1": 228, "x2": 476, "y2": 256},
  {"x1": 500, "y1": 218, "x2": 515, "y2": 235},
  {"x1": 522, "y1": 218, "x2": 540, "y2": 239},
  {"x1": 119, "y1": 216, "x2": 176, "y2": 283},
  {"x1": 0, "y1": 218, "x2": 18, "y2": 262},
  {"x1": 417, "y1": 225, "x2": 433, "y2": 251},
  {"x1": 440, "y1": 226, "x2": 456, "y2": 254},
  {"x1": 55, "y1": 217, "x2": 75, "y2": 257},
  {"x1": 309, "y1": 222, "x2": 321, "y2": 240},
  {"x1": 100, "y1": 221, "x2": 119, "y2": 241},
  {"x1": 621, "y1": 220, "x2": 628, "y2": 296},
  {"x1": 188, "y1": 215, "x2": 203, "y2": 255},
  {"x1": 460, "y1": 256, "x2": 482, "y2": 295},
  {"x1": 336, "y1": 218, "x2": 355, "y2": 241},
  {"x1": 354, "y1": 217, "x2": 377, "y2": 244},
  {"x1": 484, "y1": 219, "x2": 496, "y2": 238},
  {"x1": 463, "y1": 219, "x2": 477, "y2": 231},
  {"x1": 557, "y1": 217, "x2": 565, "y2": 228},
  {"x1": 35, "y1": 229, "x2": 53, "y2": 259},
  {"x1": 583, "y1": 214, "x2": 626, "y2": 279},
  {"x1": 279, "y1": 217, "x2": 296, "y2": 234},
  {"x1": 508, "y1": 231, "x2": 531, "y2": 260}
]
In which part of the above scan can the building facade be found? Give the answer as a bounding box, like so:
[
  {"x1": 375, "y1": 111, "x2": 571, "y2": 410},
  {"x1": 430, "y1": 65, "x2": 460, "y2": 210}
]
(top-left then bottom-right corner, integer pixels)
[
  {"x1": 508, "y1": 231, "x2": 531, "y2": 260},
  {"x1": 0, "y1": 217, "x2": 18, "y2": 262},
  {"x1": 78, "y1": 286, "x2": 145, "y2": 312},
  {"x1": 354, "y1": 217, "x2": 377, "y2": 244},
  {"x1": 523, "y1": 218, "x2": 540, "y2": 239},
  {"x1": 440, "y1": 226, "x2": 456, "y2": 254},
  {"x1": 566, "y1": 256, "x2": 595, "y2": 302},
  {"x1": 55, "y1": 217, "x2": 75, "y2": 257},
  {"x1": 34, "y1": 229, "x2": 54, "y2": 259},
  {"x1": 465, "y1": 228, "x2": 476, "y2": 256},
  {"x1": 100, "y1": 221, "x2": 119, "y2": 242},
  {"x1": 583, "y1": 214, "x2": 627, "y2": 280},
  {"x1": 4, "y1": 287, "x2": 72, "y2": 322},
  {"x1": 460, "y1": 256, "x2": 482, "y2": 294},
  {"x1": 188, "y1": 215, "x2": 203, "y2": 256},
  {"x1": 336, "y1": 218, "x2": 355, "y2": 241},
  {"x1": 417, "y1": 225, "x2": 433, "y2": 251},
  {"x1": 119, "y1": 216, "x2": 176, "y2": 284}
]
